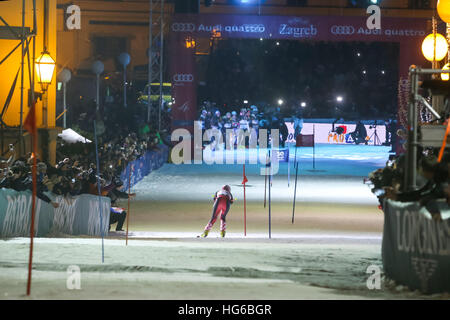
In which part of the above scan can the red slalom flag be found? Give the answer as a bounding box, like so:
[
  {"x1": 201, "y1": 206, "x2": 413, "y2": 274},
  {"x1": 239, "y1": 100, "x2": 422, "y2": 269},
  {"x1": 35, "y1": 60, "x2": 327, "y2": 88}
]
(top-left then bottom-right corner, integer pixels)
[
  {"x1": 438, "y1": 119, "x2": 450, "y2": 163},
  {"x1": 242, "y1": 173, "x2": 248, "y2": 185},
  {"x1": 24, "y1": 102, "x2": 37, "y2": 137}
]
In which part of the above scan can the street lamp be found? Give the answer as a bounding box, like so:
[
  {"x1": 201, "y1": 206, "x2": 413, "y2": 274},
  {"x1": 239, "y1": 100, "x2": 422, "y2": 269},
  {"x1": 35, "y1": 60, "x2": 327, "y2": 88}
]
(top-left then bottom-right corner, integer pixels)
[
  {"x1": 35, "y1": 51, "x2": 56, "y2": 92},
  {"x1": 336, "y1": 96, "x2": 343, "y2": 103},
  {"x1": 442, "y1": 63, "x2": 450, "y2": 81},
  {"x1": 57, "y1": 68, "x2": 72, "y2": 128},
  {"x1": 438, "y1": 0, "x2": 450, "y2": 23},
  {"x1": 91, "y1": 60, "x2": 104, "y2": 111},
  {"x1": 118, "y1": 52, "x2": 131, "y2": 108},
  {"x1": 421, "y1": 33, "x2": 448, "y2": 62},
  {"x1": 35, "y1": 50, "x2": 56, "y2": 127}
]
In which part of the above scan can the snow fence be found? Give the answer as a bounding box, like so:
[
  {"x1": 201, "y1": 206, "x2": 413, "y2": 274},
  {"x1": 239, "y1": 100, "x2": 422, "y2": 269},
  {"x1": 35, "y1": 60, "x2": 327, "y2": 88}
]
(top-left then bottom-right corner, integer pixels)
[
  {"x1": 0, "y1": 145, "x2": 169, "y2": 238},
  {"x1": 382, "y1": 199, "x2": 450, "y2": 294}
]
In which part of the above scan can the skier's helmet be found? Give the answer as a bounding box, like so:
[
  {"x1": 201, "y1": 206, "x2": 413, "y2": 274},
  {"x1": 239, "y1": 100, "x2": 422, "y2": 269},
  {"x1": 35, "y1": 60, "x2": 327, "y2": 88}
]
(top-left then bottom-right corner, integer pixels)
[{"x1": 222, "y1": 185, "x2": 231, "y2": 192}]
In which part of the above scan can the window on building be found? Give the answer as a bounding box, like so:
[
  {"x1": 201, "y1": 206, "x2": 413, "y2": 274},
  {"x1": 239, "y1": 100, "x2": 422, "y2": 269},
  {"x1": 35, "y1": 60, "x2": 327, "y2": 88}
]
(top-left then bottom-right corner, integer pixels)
[{"x1": 92, "y1": 36, "x2": 127, "y2": 60}]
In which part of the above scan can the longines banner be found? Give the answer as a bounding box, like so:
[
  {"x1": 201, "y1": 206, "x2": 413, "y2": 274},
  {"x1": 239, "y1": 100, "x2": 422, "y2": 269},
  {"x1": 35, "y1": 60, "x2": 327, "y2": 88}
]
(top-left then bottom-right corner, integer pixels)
[
  {"x1": 0, "y1": 189, "x2": 110, "y2": 238},
  {"x1": 382, "y1": 199, "x2": 450, "y2": 293}
]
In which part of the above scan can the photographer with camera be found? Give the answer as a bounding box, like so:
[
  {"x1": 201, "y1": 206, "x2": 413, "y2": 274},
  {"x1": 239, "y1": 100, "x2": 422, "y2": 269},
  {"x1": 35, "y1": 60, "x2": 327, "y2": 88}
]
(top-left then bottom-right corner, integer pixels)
[
  {"x1": 350, "y1": 120, "x2": 368, "y2": 145},
  {"x1": 107, "y1": 177, "x2": 135, "y2": 232}
]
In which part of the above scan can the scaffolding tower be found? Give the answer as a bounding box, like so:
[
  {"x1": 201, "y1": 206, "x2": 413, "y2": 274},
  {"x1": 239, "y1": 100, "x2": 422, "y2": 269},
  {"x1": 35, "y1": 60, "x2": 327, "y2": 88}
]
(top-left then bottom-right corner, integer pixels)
[
  {"x1": 147, "y1": 0, "x2": 165, "y2": 131},
  {"x1": 0, "y1": 0, "x2": 38, "y2": 157}
]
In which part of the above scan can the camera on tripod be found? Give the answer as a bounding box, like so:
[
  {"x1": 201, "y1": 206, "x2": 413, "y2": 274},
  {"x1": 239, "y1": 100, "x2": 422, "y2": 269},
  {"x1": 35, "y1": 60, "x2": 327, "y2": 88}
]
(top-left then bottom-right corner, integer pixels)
[{"x1": 368, "y1": 120, "x2": 381, "y2": 146}]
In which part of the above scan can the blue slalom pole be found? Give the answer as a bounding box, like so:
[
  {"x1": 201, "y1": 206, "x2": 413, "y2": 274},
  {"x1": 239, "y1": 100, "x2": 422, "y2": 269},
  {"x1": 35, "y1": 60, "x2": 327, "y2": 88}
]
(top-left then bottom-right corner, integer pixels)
[
  {"x1": 287, "y1": 143, "x2": 290, "y2": 187},
  {"x1": 292, "y1": 147, "x2": 299, "y2": 224},
  {"x1": 268, "y1": 149, "x2": 272, "y2": 239},
  {"x1": 94, "y1": 120, "x2": 105, "y2": 263}
]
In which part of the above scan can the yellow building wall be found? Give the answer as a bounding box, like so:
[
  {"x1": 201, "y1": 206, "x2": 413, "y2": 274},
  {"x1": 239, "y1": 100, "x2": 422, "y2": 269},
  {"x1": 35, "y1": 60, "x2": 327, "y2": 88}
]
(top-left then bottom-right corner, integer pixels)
[
  {"x1": 0, "y1": 0, "x2": 57, "y2": 129},
  {"x1": 56, "y1": 0, "x2": 170, "y2": 76}
]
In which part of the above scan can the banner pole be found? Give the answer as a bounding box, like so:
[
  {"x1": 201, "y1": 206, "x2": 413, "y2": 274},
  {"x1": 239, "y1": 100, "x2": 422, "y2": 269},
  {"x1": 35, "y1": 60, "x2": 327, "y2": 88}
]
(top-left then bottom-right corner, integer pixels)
[
  {"x1": 26, "y1": 118, "x2": 37, "y2": 296},
  {"x1": 94, "y1": 120, "x2": 105, "y2": 263},
  {"x1": 438, "y1": 120, "x2": 450, "y2": 162},
  {"x1": 126, "y1": 164, "x2": 132, "y2": 246}
]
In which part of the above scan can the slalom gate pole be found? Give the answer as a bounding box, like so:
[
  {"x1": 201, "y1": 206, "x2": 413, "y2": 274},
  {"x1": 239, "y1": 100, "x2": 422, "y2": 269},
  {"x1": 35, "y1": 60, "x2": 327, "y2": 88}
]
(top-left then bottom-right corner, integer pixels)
[
  {"x1": 287, "y1": 143, "x2": 290, "y2": 187},
  {"x1": 94, "y1": 121, "x2": 105, "y2": 263},
  {"x1": 292, "y1": 147, "x2": 299, "y2": 224},
  {"x1": 243, "y1": 164, "x2": 247, "y2": 236},
  {"x1": 264, "y1": 152, "x2": 268, "y2": 208},
  {"x1": 26, "y1": 130, "x2": 37, "y2": 296},
  {"x1": 126, "y1": 164, "x2": 133, "y2": 246},
  {"x1": 268, "y1": 149, "x2": 272, "y2": 239},
  {"x1": 438, "y1": 120, "x2": 450, "y2": 162}
]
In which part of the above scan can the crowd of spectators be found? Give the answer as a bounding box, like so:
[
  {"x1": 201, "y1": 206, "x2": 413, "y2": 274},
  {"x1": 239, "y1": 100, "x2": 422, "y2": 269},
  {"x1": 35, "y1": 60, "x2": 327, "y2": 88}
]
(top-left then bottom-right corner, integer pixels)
[
  {"x1": 197, "y1": 100, "x2": 304, "y2": 148},
  {"x1": 367, "y1": 146, "x2": 450, "y2": 221},
  {"x1": 0, "y1": 126, "x2": 163, "y2": 200},
  {"x1": 199, "y1": 39, "x2": 399, "y2": 121},
  {"x1": 0, "y1": 84, "x2": 169, "y2": 231}
]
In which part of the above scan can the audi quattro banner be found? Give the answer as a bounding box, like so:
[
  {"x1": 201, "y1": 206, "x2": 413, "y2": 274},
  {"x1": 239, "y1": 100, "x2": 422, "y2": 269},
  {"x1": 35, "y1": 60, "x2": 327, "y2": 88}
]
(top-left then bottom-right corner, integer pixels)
[
  {"x1": 170, "y1": 14, "x2": 427, "y2": 42},
  {"x1": 382, "y1": 199, "x2": 450, "y2": 294},
  {"x1": 0, "y1": 188, "x2": 110, "y2": 237},
  {"x1": 169, "y1": 31, "x2": 197, "y2": 132}
]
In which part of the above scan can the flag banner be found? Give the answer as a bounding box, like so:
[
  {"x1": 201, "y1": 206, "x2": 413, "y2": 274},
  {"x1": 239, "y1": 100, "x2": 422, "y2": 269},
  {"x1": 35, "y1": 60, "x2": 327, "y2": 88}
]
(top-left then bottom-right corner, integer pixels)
[
  {"x1": 272, "y1": 148, "x2": 289, "y2": 163},
  {"x1": 382, "y1": 199, "x2": 450, "y2": 294},
  {"x1": 296, "y1": 134, "x2": 314, "y2": 147}
]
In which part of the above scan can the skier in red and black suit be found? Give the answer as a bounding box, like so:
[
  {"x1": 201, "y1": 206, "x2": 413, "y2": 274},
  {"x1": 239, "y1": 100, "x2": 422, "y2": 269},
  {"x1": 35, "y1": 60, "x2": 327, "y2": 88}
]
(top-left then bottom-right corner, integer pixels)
[{"x1": 200, "y1": 185, "x2": 234, "y2": 238}]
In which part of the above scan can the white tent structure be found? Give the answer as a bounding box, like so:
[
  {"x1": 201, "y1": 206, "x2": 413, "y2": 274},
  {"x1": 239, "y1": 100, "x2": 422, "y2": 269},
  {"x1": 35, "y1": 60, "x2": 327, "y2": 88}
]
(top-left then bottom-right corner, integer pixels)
[{"x1": 58, "y1": 128, "x2": 92, "y2": 144}]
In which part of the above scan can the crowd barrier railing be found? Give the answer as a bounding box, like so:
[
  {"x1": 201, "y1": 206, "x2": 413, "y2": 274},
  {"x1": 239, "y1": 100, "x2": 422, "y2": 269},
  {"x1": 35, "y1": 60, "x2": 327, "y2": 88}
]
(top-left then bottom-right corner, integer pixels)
[{"x1": 0, "y1": 145, "x2": 169, "y2": 238}]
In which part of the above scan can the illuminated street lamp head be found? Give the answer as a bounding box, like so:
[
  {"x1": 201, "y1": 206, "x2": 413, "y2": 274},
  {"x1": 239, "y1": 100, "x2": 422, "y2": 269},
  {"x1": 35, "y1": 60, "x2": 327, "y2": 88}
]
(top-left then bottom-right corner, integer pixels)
[
  {"x1": 301, "y1": 102, "x2": 307, "y2": 107},
  {"x1": 442, "y1": 63, "x2": 450, "y2": 81},
  {"x1": 437, "y1": 0, "x2": 450, "y2": 23},
  {"x1": 336, "y1": 96, "x2": 343, "y2": 103},
  {"x1": 421, "y1": 33, "x2": 448, "y2": 62},
  {"x1": 35, "y1": 51, "x2": 56, "y2": 92},
  {"x1": 278, "y1": 99, "x2": 283, "y2": 105}
]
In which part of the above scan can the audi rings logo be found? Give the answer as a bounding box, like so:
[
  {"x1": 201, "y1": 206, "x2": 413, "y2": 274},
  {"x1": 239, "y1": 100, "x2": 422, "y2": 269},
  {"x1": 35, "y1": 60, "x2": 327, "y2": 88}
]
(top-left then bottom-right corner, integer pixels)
[
  {"x1": 173, "y1": 74, "x2": 194, "y2": 82},
  {"x1": 172, "y1": 23, "x2": 196, "y2": 32},
  {"x1": 331, "y1": 25, "x2": 355, "y2": 35}
]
